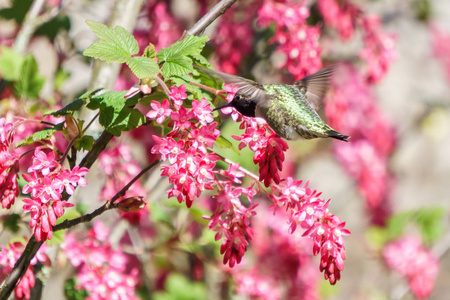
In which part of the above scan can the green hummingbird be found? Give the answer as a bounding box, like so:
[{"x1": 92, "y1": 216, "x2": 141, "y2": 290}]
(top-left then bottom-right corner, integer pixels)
[{"x1": 198, "y1": 66, "x2": 350, "y2": 142}]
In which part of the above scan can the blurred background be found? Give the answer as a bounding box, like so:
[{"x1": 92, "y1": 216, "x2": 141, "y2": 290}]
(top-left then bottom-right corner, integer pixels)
[{"x1": 0, "y1": 0, "x2": 449, "y2": 299}]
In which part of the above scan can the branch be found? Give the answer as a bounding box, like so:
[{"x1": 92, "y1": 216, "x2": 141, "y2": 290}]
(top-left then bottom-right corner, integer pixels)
[
  {"x1": 12, "y1": 0, "x2": 46, "y2": 54},
  {"x1": 183, "y1": 0, "x2": 237, "y2": 37}
]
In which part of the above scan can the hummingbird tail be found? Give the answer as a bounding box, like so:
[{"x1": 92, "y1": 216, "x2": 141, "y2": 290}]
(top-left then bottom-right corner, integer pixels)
[{"x1": 326, "y1": 130, "x2": 350, "y2": 142}]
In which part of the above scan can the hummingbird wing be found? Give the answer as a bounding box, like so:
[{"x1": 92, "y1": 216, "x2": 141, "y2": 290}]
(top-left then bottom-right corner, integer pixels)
[
  {"x1": 195, "y1": 66, "x2": 269, "y2": 106},
  {"x1": 294, "y1": 66, "x2": 334, "y2": 111}
]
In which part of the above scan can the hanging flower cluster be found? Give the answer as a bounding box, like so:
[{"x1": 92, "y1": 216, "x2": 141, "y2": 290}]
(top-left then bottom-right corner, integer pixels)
[{"x1": 22, "y1": 149, "x2": 88, "y2": 241}]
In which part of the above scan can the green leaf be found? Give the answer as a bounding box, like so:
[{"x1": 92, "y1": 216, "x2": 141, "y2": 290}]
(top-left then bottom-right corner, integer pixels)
[
  {"x1": 54, "y1": 68, "x2": 70, "y2": 91},
  {"x1": 386, "y1": 211, "x2": 413, "y2": 240},
  {"x1": 75, "y1": 135, "x2": 95, "y2": 151},
  {"x1": 56, "y1": 209, "x2": 82, "y2": 225},
  {"x1": 87, "y1": 91, "x2": 146, "y2": 136},
  {"x1": 157, "y1": 35, "x2": 209, "y2": 79},
  {"x1": 160, "y1": 55, "x2": 193, "y2": 78},
  {"x1": 2, "y1": 214, "x2": 21, "y2": 233},
  {"x1": 78, "y1": 88, "x2": 104, "y2": 100},
  {"x1": 0, "y1": 46, "x2": 24, "y2": 81},
  {"x1": 16, "y1": 126, "x2": 59, "y2": 147},
  {"x1": 83, "y1": 21, "x2": 138, "y2": 63},
  {"x1": 153, "y1": 273, "x2": 207, "y2": 300},
  {"x1": 14, "y1": 55, "x2": 45, "y2": 99},
  {"x1": 126, "y1": 56, "x2": 160, "y2": 79},
  {"x1": 143, "y1": 44, "x2": 156, "y2": 59},
  {"x1": 45, "y1": 230, "x2": 65, "y2": 246},
  {"x1": 0, "y1": 0, "x2": 32, "y2": 24},
  {"x1": 64, "y1": 278, "x2": 89, "y2": 300},
  {"x1": 414, "y1": 207, "x2": 445, "y2": 244},
  {"x1": 215, "y1": 136, "x2": 239, "y2": 154},
  {"x1": 48, "y1": 99, "x2": 85, "y2": 117},
  {"x1": 157, "y1": 35, "x2": 209, "y2": 62},
  {"x1": 34, "y1": 15, "x2": 71, "y2": 41}
]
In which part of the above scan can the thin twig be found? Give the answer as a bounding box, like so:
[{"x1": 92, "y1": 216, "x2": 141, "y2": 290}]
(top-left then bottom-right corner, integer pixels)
[
  {"x1": 154, "y1": 76, "x2": 171, "y2": 96},
  {"x1": 54, "y1": 159, "x2": 160, "y2": 231},
  {"x1": 189, "y1": 81, "x2": 228, "y2": 101},
  {"x1": 183, "y1": 0, "x2": 237, "y2": 38},
  {"x1": 13, "y1": 0, "x2": 46, "y2": 54}
]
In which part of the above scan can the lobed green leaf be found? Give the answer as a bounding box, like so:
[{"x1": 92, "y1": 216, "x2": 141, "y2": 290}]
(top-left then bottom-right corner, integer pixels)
[
  {"x1": 87, "y1": 91, "x2": 146, "y2": 136},
  {"x1": 83, "y1": 21, "x2": 139, "y2": 63},
  {"x1": 126, "y1": 56, "x2": 160, "y2": 79}
]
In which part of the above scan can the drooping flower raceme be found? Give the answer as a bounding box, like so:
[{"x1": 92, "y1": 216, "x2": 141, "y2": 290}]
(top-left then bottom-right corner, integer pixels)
[
  {"x1": 258, "y1": 0, "x2": 322, "y2": 79},
  {"x1": 22, "y1": 148, "x2": 88, "y2": 241},
  {"x1": 0, "y1": 118, "x2": 19, "y2": 209},
  {"x1": 270, "y1": 177, "x2": 350, "y2": 285}
]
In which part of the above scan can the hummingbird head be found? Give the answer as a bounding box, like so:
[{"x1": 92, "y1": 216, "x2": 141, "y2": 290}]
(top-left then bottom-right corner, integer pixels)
[{"x1": 213, "y1": 92, "x2": 256, "y2": 117}]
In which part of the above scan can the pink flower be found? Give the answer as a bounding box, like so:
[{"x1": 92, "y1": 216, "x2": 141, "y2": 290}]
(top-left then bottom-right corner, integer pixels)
[
  {"x1": 0, "y1": 118, "x2": 14, "y2": 151},
  {"x1": 61, "y1": 221, "x2": 140, "y2": 300},
  {"x1": 146, "y1": 99, "x2": 172, "y2": 124},
  {"x1": 257, "y1": 1, "x2": 322, "y2": 79},
  {"x1": 383, "y1": 237, "x2": 439, "y2": 299},
  {"x1": 317, "y1": 0, "x2": 360, "y2": 40},
  {"x1": 359, "y1": 15, "x2": 396, "y2": 83},
  {"x1": 326, "y1": 64, "x2": 396, "y2": 225},
  {"x1": 254, "y1": 134, "x2": 288, "y2": 187},
  {"x1": 27, "y1": 148, "x2": 59, "y2": 175},
  {"x1": 269, "y1": 178, "x2": 350, "y2": 285},
  {"x1": 431, "y1": 25, "x2": 450, "y2": 83},
  {"x1": 191, "y1": 98, "x2": 214, "y2": 125},
  {"x1": 169, "y1": 85, "x2": 187, "y2": 107}
]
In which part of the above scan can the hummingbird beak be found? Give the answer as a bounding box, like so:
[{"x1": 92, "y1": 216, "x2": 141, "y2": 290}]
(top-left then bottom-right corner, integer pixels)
[{"x1": 213, "y1": 102, "x2": 233, "y2": 112}]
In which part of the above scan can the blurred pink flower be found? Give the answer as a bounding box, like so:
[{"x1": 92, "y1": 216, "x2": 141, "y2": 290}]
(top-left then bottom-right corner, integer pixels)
[
  {"x1": 62, "y1": 221, "x2": 140, "y2": 300},
  {"x1": 326, "y1": 63, "x2": 396, "y2": 225},
  {"x1": 430, "y1": 25, "x2": 450, "y2": 83},
  {"x1": 383, "y1": 237, "x2": 439, "y2": 299},
  {"x1": 318, "y1": 0, "x2": 361, "y2": 40},
  {"x1": 258, "y1": 0, "x2": 322, "y2": 79}
]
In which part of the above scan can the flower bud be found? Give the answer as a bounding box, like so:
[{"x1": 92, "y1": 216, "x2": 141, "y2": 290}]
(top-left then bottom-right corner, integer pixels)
[{"x1": 117, "y1": 196, "x2": 146, "y2": 212}]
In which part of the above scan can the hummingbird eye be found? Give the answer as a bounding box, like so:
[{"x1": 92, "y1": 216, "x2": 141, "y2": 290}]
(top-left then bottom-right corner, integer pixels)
[{"x1": 234, "y1": 94, "x2": 241, "y2": 101}]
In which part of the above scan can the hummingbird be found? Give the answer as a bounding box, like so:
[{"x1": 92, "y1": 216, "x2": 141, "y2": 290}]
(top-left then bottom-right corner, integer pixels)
[{"x1": 197, "y1": 66, "x2": 350, "y2": 142}]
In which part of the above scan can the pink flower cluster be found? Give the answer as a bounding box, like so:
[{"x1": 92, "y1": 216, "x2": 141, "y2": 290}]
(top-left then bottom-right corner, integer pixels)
[
  {"x1": 383, "y1": 237, "x2": 439, "y2": 299},
  {"x1": 360, "y1": 15, "x2": 396, "y2": 83},
  {"x1": 431, "y1": 25, "x2": 450, "y2": 83},
  {"x1": 258, "y1": 0, "x2": 322, "y2": 79},
  {"x1": 232, "y1": 209, "x2": 320, "y2": 300},
  {"x1": 325, "y1": 64, "x2": 395, "y2": 225},
  {"x1": 135, "y1": 0, "x2": 181, "y2": 51},
  {"x1": 270, "y1": 178, "x2": 350, "y2": 285},
  {"x1": 149, "y1": 85, "x2": 220, "y2": 208},
  {"x1": 0, "y1": 118, "x2": 19, "y2": 209},
  {"x1": 22, "y1": 149, "x2": 88, "y2": 241},
  {"x1": 317, "y1": 0, "x2": 360, "y2": 40},
  {"x1": 98, "y1": 143, "x2": 147, "y2": 225},
  {"x1": 213, "y1": 2, "x2": 261, "y2": 74},
  {"x1": 62, "y1": 222, "x2": 140, "y2": 300},
  {"x1": 0, "y1": 240, "x2": 48, "y2": 300},
  {"x1": 317, "y1": 0, "x2": 396, "y2": 83},
  {"x1": 205, "y1": 180, "x2": 257, "y2": 268}
]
